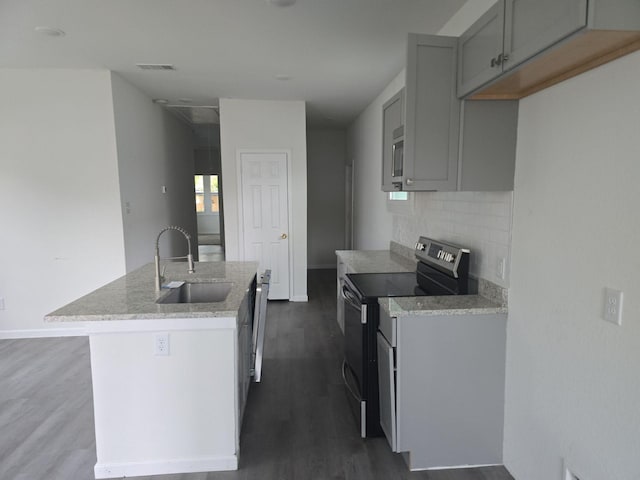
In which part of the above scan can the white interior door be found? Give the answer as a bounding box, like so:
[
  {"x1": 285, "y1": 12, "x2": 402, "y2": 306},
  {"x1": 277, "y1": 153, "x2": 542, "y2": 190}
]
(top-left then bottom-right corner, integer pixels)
[{"x1": 240, "y1": 152, "x2": 290, "y2": 300}]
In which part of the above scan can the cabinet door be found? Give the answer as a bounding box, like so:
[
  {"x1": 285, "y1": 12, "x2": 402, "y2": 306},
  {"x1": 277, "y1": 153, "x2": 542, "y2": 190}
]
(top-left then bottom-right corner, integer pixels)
[
  {"x1": 237, "y1": 293, "x2": 252, "y2": 426},
  {"x1": 503, "y1": 0, "x2": 587, "y2": 71},
  {"x1": 459, "y1": 100, "x2": 519, "y2": 191},
  {"x1": 457, "y1": 1, "x2": 505, "y2": 97},
  {"x1": 336, "y1": 259, "x2": 346, "y2": 333},
  {"x1": 381, "y1": 89, "x2": 404, "y2": 192},
  {"x1": 377, "y1": 332, "x2": 397, "y2": 452},
  {"x1": 404, "y1": 34, "x2": 460, "y2": 191}
]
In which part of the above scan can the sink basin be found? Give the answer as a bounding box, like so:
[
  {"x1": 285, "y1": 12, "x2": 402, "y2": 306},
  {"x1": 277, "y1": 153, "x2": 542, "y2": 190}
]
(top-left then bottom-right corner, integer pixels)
[{"x1": 157, "y1": 282, "x2": 233, "y2": 304}]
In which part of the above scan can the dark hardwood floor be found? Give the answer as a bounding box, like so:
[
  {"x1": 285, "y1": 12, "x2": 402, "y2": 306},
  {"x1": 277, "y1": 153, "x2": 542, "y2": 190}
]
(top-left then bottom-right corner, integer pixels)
[{"x1": 0, "y1": 269, "x2": 514, "y2": 480}]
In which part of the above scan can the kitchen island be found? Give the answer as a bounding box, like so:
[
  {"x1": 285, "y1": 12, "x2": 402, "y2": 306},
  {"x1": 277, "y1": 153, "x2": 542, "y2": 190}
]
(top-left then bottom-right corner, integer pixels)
[{"x1": 46, "y1": 261, "x2": 259, "y2": 479}]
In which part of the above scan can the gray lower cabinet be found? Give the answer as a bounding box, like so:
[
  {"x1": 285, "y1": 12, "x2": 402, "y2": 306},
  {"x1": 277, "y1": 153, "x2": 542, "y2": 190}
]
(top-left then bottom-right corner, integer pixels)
[
  {"x1": 381, "y1": 89, "x2": 404, "y2": 192},
  {"x1": 458, "y1": 99, "x2": 519, "y2": 191},
  {"x1": 377, "y1": 307, "x2": 507, "y2": 470},
  {"x1": 403, "y1": 34, "x2": 460, "y2": 191},
  {"x1": 237, "y1": 286, "x2": 253, "y2": 423}
]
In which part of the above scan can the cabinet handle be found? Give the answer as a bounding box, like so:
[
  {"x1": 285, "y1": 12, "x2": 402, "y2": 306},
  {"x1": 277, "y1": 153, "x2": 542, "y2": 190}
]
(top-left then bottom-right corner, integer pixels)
[
  {"x1": 406, "y1": 178, "x2": 413, "y2": 186},
  {"x1": 391, "y1": 143, "x2": 397, "y2": 177},
  {"x1": 491, "y1": 53, "x2": 508, "y2": 67},
  {"x1": 281, "y1": 233, "x2": 288, "y2": 239}
]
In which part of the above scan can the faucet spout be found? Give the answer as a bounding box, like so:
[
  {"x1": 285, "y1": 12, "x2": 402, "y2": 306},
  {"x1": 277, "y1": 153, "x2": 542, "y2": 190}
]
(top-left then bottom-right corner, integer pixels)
[{"x1": 155, "y1": 225, "x2": 195, "y2": 291}]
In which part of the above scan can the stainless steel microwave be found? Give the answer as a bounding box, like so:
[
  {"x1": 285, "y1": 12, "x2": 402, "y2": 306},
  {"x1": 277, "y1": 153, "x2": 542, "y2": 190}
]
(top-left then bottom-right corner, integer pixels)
[{"x1": 391, "y1": 125, "x2": 404, "y2": 183}]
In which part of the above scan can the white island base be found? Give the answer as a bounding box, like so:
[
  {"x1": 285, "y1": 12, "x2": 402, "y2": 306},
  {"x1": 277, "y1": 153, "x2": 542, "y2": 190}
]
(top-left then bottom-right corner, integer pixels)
[{"x1": 88, "y1": 316, "x2": 250, "y2": 479}]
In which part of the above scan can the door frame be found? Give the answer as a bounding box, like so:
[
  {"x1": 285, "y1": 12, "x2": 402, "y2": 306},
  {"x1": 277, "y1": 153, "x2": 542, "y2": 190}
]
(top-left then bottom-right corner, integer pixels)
[{"x1": 236, "y1": 149, "x2": 294, "y2": 301}]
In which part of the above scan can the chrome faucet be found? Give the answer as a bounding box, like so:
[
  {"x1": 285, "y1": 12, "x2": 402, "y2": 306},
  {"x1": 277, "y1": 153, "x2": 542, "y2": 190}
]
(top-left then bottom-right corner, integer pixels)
[{"x1": 155, "y1": 225, "x2": 195, "y2": 291}]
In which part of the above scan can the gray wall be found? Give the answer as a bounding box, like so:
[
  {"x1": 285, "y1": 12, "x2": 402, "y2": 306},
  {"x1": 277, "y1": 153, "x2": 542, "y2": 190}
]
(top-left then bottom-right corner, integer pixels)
[
  {"x1": 307, "y1": 129, "x2": 347, "y2": 268},
  {"x1": 111, "y1": 73, "x2": 197, "y2": 272}
]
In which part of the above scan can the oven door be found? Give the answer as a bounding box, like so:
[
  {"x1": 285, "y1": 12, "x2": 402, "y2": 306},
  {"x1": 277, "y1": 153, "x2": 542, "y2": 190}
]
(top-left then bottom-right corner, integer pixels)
[{"x1": 341, "y1": 283, "x2": 367, "y2": 437}]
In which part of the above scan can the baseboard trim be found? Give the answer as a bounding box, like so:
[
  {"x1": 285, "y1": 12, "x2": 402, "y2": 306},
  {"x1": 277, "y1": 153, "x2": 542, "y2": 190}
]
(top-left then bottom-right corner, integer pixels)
[
  {"x1": 290, "y1": 295, "x2": 308, "y2": 302},
  {"x1": 0, "y1": 328, "x2": 87, "y2": 339},
  {"x1": 94, "y1": 455, "x2": 238, "y2": 478}
]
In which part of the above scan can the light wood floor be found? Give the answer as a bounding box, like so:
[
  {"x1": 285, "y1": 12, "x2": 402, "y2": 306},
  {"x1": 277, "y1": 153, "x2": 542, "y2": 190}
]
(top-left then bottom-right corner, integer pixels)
[{"x1": 0, "y1": 270, "x2": 514, "y2": 480}]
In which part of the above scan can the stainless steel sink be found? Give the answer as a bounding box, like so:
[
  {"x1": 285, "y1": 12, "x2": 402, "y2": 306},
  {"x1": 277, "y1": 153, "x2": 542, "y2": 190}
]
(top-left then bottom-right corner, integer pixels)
[{"x1": 157, "y1": 282, "x2": 233, "y2": 304}]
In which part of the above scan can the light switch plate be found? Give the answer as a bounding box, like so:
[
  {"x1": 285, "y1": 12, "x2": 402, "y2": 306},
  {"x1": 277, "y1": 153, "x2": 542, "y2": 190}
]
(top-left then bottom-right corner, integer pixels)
[
  {"x1": 603, "y1": 288, "x2": 623, "y2": 325},
  {"x1": 0, "y1": 297, "x2": 4, "y2": 310}
]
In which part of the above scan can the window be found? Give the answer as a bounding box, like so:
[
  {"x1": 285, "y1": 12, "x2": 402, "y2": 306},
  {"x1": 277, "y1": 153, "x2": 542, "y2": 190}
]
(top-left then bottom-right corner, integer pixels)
[
  {"x1": 194, "y1": 175, "x2": 219, "y2": 214},
  {"x1": 386, "y1": 190, "x2": 414, "y2": 215},
  {"x1": 389, "y1": 191, "x2": 408, "y2": 201}
]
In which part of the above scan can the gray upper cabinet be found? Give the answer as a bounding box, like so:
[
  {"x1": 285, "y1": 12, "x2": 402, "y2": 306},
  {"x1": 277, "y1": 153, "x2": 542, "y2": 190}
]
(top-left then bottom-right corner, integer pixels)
[
  {"x1": 503, "y1": 0, "x2": 587, "y2": 72},
  {"x1": 459, "y1": 0, "x2": 587, "y2": 98},
  {"x1": 403, "y1": 34, "x2": 460, "y2": 191},
  {"x1": 458, "y1": 100, "x2": 518, "y2": 191},
  {"x1": 459, "y1": 0, "x2": 640, "y2": 99},
  {"x1": 381, "y1": 89, "x2": 404, "y2": 192},
  {"x1": 457, "y1": 2, "x2": 505, "y2": 99}
]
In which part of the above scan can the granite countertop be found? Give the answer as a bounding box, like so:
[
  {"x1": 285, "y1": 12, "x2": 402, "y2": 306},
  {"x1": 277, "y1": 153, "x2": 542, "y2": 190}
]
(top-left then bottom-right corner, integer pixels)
[
  {"x1": 338, "y1": 244, "x2": 508, "y2": 316},
  {"x1": 379, "y1": 295, "x2": 507, "y2": 317},
  {"x1": 336, "y1": 249, "x2": 416, "y2": 273},
  {"x1": 45, "y1": 261, "x2": 259, "y2": 322}
]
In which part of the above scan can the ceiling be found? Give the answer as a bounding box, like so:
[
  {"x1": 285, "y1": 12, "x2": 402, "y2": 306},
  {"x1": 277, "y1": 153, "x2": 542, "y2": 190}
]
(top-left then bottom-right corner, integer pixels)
[{"x1": 0, "y1": 0, "x2": 466, "y2": 127}]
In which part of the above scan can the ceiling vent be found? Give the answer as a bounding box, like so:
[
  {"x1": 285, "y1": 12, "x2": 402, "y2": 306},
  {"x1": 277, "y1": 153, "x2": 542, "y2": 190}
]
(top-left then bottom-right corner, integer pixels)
[
  {"x1": 136, "y1": 63, "x2": 176, "y2": 71},
  {"x1": 165, "y1": 105, "x2": 219, "y2": 125}
]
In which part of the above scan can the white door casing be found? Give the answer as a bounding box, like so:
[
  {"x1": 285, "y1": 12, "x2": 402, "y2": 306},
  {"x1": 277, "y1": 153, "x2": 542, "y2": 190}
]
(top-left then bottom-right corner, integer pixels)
[{"x1": 239, "y1": 151, "x2": 291, "y2": 300}]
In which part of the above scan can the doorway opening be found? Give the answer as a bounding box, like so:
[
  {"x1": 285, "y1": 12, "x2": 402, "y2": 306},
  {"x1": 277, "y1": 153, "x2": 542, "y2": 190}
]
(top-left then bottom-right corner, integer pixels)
[
  {"x1": 195, "y1": 174, "x2": 223, "y2": 262},
  {"x1": 190, "y1": 120, "x2": 224, "y2": 263}
]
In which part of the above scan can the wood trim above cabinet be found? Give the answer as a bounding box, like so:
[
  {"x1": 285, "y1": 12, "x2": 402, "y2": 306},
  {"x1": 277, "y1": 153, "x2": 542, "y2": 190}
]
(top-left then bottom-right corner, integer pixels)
[{"x1": 471, "y1": 29, "x2": 640, "y2": 100}]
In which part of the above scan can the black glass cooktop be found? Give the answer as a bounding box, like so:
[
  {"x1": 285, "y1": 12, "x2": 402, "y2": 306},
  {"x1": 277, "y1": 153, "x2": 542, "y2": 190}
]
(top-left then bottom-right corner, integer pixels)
[{"x1": 345, "y1": 272, "x2": 426, "y2": 300}]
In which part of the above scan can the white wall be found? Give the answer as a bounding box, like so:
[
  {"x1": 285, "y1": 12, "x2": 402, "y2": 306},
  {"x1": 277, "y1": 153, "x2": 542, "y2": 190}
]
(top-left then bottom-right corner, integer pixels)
[
  {"x1": 307, "y1": 129, "x2": 347, "y2": 268},
  {"x1": 0, "y1": 69, "x2": 126, "y2": 336},
  {"x1": 392, "y1": 191, "x2": 512, "y2": 287},
  {"x1": 111, "y1": 73, "x2": 197, "y2": 271},
  {"x1": 346, "y1": 70, "x2": 405, "y2": 250},
  {"x1": 219, "y1": 99, "x2": 308, "y2": 300},
  {"x1": 504, "y1": 51, "x2": 640, "y2": 480}
]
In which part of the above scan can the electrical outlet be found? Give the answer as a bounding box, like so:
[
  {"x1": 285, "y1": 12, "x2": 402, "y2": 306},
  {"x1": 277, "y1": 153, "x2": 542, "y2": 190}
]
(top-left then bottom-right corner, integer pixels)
[
  {"x1": 603, "y1": 288, "x2": 623, "y2": 326},
  {"x1": 154, "y1": 332, "x2": 170, "y2": 356}
]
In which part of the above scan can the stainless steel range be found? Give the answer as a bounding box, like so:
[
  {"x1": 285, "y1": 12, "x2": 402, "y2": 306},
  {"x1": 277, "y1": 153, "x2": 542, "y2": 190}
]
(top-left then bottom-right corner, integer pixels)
[{"x1": 341, "y1": 237, "x2": 470, "y2": 437}]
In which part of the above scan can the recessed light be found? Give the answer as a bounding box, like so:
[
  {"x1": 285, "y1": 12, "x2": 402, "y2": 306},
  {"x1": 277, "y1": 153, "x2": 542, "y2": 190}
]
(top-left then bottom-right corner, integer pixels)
[
  {"x1": 275, "y1": 74, "x2": 292, "y2": 81},
  {"x1": 153, "y1": 99, "x2": 169, "y2": 104},
  {"x1": 35, "y1": 26, "x2": 66, "y2": 37},
  {"x1": 266, "y1": 0, "x2": 296, "y2": 7}
]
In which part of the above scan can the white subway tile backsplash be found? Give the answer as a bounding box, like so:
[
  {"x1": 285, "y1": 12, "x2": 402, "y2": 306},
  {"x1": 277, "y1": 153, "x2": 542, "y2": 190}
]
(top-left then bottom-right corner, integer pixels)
[{"x1": 393, "y1": 191, "x2": 513, "y2": 288}]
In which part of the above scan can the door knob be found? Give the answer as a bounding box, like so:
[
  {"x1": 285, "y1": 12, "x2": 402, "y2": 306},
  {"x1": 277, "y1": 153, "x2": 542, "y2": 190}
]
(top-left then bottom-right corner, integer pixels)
[{"x1": 281, "y1": 233, "x2": 288, "y2": 239}]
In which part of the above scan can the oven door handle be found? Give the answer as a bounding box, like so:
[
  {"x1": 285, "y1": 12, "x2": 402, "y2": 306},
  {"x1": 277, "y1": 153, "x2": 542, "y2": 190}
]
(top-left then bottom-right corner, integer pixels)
[
  {"x1": 342, "y1": 360, "x2": 362, "y2": 403},
  {"x1": 341, "y1": 285, "x2": 362, "y2": 311}
]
